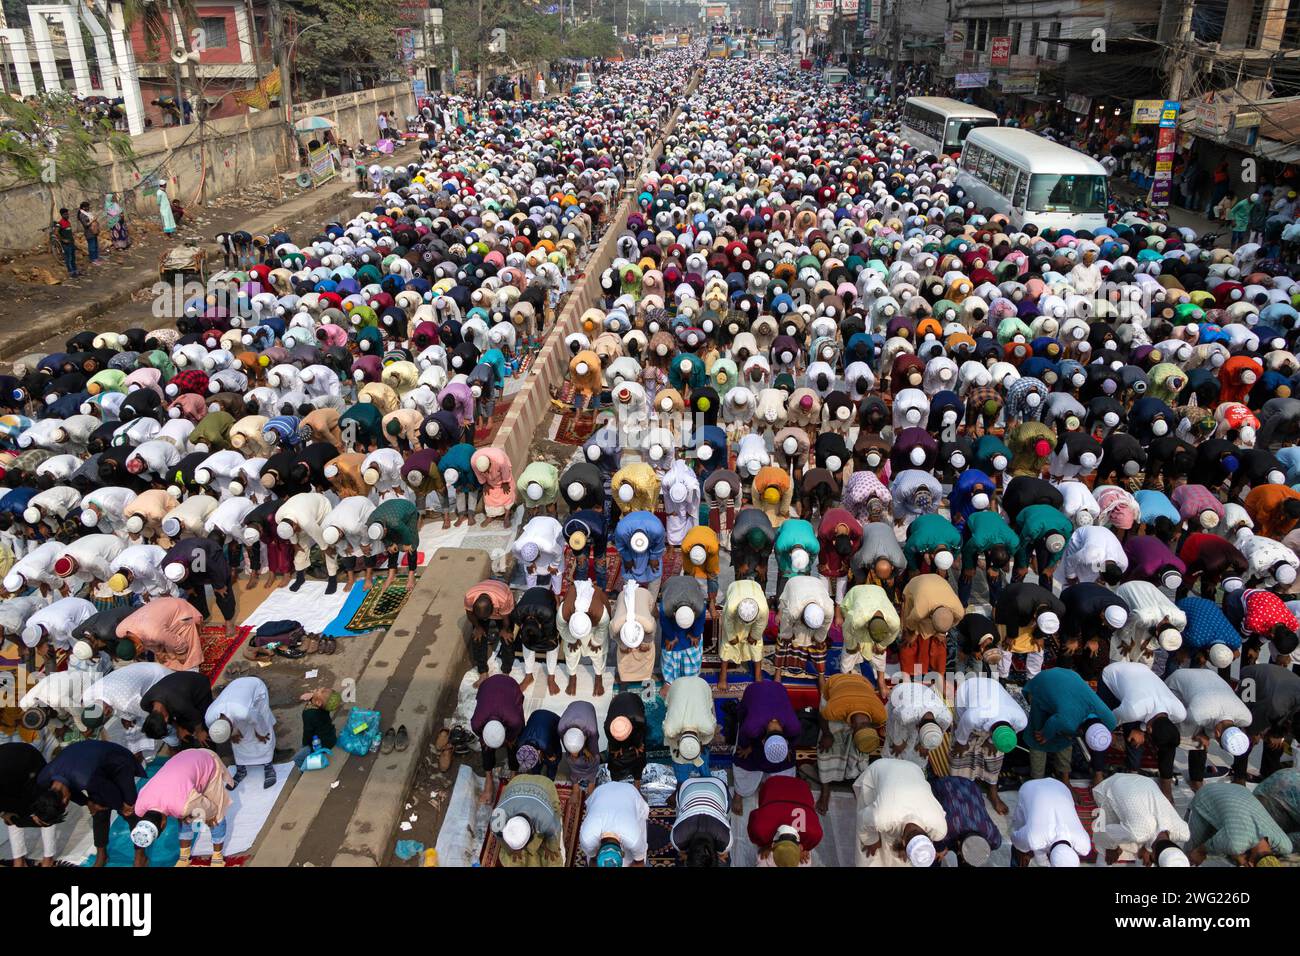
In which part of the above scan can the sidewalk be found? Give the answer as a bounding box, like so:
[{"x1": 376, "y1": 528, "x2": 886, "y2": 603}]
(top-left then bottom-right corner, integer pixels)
[{"x1": 0, "y1": 143, "x2": 421, "y2": 363}]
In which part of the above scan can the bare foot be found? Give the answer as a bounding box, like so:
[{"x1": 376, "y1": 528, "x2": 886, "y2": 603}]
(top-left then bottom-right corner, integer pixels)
[
  {"x1": 989, "y1": 793, "x2": 1008, "y2": 815},
  {"x1": 454, "y1": 515, "x2": 466, "y2": 527},
  {"x1": 566, "y1": 676, "x2": 578, "y2": 696},
  {"x1": 730, "y1": 795, "x2": 743, "y2": 816},
  {"x1": 519, "y1": 674, "x2": 535, "y2": 693},
  {"x1": 442, "y1": 517, "x2": 452, "y2": 529},
  {"x1": 718, "y1": 678, "x2": 729, "y2": 692},
  {"x1": 473, "y1": 673, "x2": 487, "y2": 688},
  {"x1": 815, "y1": 795, "x2": 831, "y2": 815},
  {"x1": 593, "y1": 676, "x2": 605, "y2": 696},
  {"x1": 546, "y1": 676, "x2": 561, "y2": 696}
]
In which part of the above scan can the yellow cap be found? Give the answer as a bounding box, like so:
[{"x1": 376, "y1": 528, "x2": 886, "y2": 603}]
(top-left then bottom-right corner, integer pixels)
[
  {"x1": 763, "y1": 487, "x2": 781, "y2": 504},
  {"x1": 107, "y1": 573, "x2": 129, "y2": 593}
]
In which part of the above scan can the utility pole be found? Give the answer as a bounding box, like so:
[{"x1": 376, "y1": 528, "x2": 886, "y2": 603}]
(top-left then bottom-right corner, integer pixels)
[
  {"x1": 888, "y1": 0, "x2": 901, "y2": 98},
  {"x1": 268, "y1": 0, "x2": 293, "y2": 166},
  {"x1": 1163, "y1": 0, "x2": 1194, "y2": 103}
]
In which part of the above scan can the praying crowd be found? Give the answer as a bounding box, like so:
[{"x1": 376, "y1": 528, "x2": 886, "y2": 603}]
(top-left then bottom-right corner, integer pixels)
[
  {"x1": 0, "y1": 48, "x2": 696, "y2": 867},
  {"x1": 467, "y1": 53, "x2": 1300, "y2": 869},
  {"x1": 4, "y1": 41, "x2": 1300, "y2": 870}
]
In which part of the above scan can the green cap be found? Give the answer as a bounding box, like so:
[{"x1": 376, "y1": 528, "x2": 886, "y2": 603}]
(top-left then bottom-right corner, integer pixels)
[
  {"x1": 115, "y1": 638, "x2": 137, "y2": 661},
  {"x1": 991, "y1": 724, "x2": 1018, "y2": 754}
]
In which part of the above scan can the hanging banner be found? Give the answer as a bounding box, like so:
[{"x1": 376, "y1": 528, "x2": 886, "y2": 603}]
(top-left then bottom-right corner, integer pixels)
[
  {"x1": 955, "y1": 71, "x2": 990, "y2": 89},
  {"x1": 990, "y1": 36, "x2": 1011, "y2": 68},
  {"x1": 233, "y1": 69, "x2": 282, "y2": 110},
  {"x1": 1064, "y1": 93, "x2": 1091, "y2": 115},
  {"x1": 1151, "y1": 100, "x2": 1180, "y2": 208},
  {"x1": 999, "y1": 73, "x2": 1038, "y2": 94},
  {"x1": 1131, "y1": 99, "x2": 1165, "y2": 124},
  {"x1": 308, "y1": 145, "x2": 336, "y2": 186},
  {"x1": 841, "y1": 0, "x2": 858, "y2": 13}
]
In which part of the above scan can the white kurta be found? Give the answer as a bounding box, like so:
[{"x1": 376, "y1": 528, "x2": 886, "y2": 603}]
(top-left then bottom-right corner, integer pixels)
[
  {"x1": 205, "y1": 676, "x2": 276, "y2": 766},
  {"x1": 1092, "y1": 773, "x2": 1190, "y2": 858},
  {"x1": 853, "y1": 758, "x2": 948, "y2": 867},
  {"x1": 1100, "y1": 661, "x2": 1188, "y2": 726},
  {"x1": 1010, "y1": 778, "x2": 1093, "y2": 864},
  {"x1": 1164, "y1": 668, "x2": 1253, "y2": 738},
  {"x1": 885, "y1": 681, "x2": 952, "y2": 768},
  {"x1": 579, "y1": 781, "x2": 649, "y2": 865},
  {"x1": 953, "y1": 675, "x2": 1029, "y2": 744},
  {"x1": 1059, "y1": 525, "x2": 1128, "y2": 584},
  {"x1": 81, "y1": 661, "x2": 171, "y2": 756},
  {"x1": 662, "y1": 675, "x2": 717, "y2": 766},
  {"x1": 109, "y1": 544, "x2": 173, "y2": 597}
]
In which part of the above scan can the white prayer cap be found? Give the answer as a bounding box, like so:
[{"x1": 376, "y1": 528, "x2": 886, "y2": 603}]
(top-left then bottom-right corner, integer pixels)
[
  {"x1": 518, "y1": 541, "x2": 539, "y2": 563},
  {"x1": 618, "y1": 483, "x2": 635, "y2": 502},
  {"x1": 1084, "y1": 722, "x2": 1113, "y2": 753},
  {"x1": 972, "y1": 492, "x2": 990, "y2": 510},
  {"x1": 1036, "y1": 611, "x2": 1060, "y2": 635},
  {"x1": 22, "y1": 506, "x2": 40, "y2": 524},
  {"x1": 1049, "y1": 843, "x2": 1080, "y2": 867},
  {"x1": 620, "y1": 620, "x2": 644, "y2": 648},
  {"x1": 502, "y1": 815, "x2": 532, "y2": 851},
  {"x1": 1208, "y1": 642, "x2": 1235, "y2": 669},
  {"x1": 960, "y1": 835, "x2": 991, "y2": 867},
  {"x1": 131, "y1": 820, "x2": 160, "y2": 848},
  {"x1": 763, "y1": 734, "x2": 788, "y2": 764},
  {"x1": 629, "y1": 531, "x2": 649, "y2": 554},
  {"x1": 906, "y1": 834, "x2": 936, "y2": 867},
  {"x1": 712, "y1": 480, "x2": 732, "y2": 499},
  {"x1": 670, "y1": 483, "x2": 687, "y2": 503},
  {"x1": 738, "y1": 598, "x2": 760, "y2": 623},
  {"x1": 1221, "y1": 725, "x2": 1250, "y2": 757},
  {"x1": 919, "y1": 721, "x2": 944, "y2": 751},
  {"x1": 1158, "y1": 846, "x2": 1190, "y2": 867},
  {"x1": 2, "y1": 571, "x2": 22, "y2": 593},
  {"x1": 674, "y1": 605, "x2": 696, "y2": 629},
  {"x1": 242, "y1": 527, "x2": 261, "y2": 546},
  {"x1": 21, "y1": 624, "x2": 43, "y2": 648},
  {"x1": 367, "y1": 522, "x2": 385, "y2": 540},
  {"x1": 689, "y1": 545, "x2": 707, "y2": 566},
  {"x1": 72, "y1": 640, "x2": 94, "y2": 661},
  {"x1": 164, "y1": 562, "x2": 187, "y2": 583},
  {"x1": 802, "y1": 603, "x2": 825, "y2": 629},
  {"x1": 1162, "y1": 570, "x2": 1183, "y2": 590},
  {"x1": 322, "y1": 525, "x2": 342, "y2": 546},
  {"x1": 562, "y1": 727, "x2": 586, "y2": 756},
  {"x1": 526, "y1": 482, "x2": 544, "y2": 501},
  {"x1": 933, "y1": 550, "x2": 954, "y2": 571},
  {"x1": 125, "y1": 514, "x2": 144, "y2": 533},
  {"x1": 568, "y1": 611, "x2": 592, "y2": 639},
  {"x1": 1156, "y1": 628, "x2": 1181, "y2": 652},
  {"x1": 481, "y1": 719, "x2": 506, "y2": 749},
  {"x1": 208, "y1": 718, "x2": 233, "y2": 744},
  {"x1": 1103, "y1": 605, "x2": 1128, "y2": 629},
  {"x1": 277, "y1": 521, "x2": 295, "y2": 540},
  {"x1": 1277, "y1": 563, "x2": 1297, "y2": 585},
  {"x1": 80, "y1": 509, "x2": 99, "y2": 528},
  {"x1": 791, "y1": 547, "x2": 809, "y2": 571},
  {"x1": 678, "y1": 731, "x2": 702, "y2": 761},
  {"x1": 567, "y1": 481, "x2": 586, "y2": 501}
]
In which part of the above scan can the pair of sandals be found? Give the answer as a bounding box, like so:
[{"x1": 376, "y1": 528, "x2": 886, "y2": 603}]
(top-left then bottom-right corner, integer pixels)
[
  {"x1": 303, "y1": 635, "x2": 337, "y2": 655},
  {"x1": 379, "y1": 725, "x2": 409, "y2": 754},
  {"x1": 243, "y1": 642, "x2": 305, "y2": 662}
]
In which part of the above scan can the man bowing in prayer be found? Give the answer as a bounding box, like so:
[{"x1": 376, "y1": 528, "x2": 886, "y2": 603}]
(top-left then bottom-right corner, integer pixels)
[{"x1": 205, "y1": 676, "x2": 277, "y2": 789}]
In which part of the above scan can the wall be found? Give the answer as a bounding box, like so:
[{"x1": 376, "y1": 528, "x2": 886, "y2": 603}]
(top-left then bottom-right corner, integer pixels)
[{"x1": 0, "y1": 81, "x2": 414, "y2": 254}]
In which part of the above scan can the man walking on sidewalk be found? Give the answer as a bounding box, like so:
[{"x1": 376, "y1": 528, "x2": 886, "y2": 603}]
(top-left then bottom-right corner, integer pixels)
[{"x1": 56, "y1": 208, "x2": 78, "y2": 277}]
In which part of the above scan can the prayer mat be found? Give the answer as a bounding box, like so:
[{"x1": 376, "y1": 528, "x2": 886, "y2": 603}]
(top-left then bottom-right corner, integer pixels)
[
  {"x1": 1104, "y1": 736, "x2": 1162, "y2": 771},
  {"x1": 478, "y1": 780, "x2": 586, "y2": 867},
  {"x1": 345, "y1": 585, "x2": 411, "y2": 632},
  {"x1": 322, "y1": 583, "x2": 371, "y2": 637},
  {"x1": 1068, "y1": 783, "x2": 1100, "y2": 864},
  {"x1": 199, "y1": 625, "x2": 251, "y2": 684},
  {"x1": 473, "y1": 394, "x2": 516, "y2": 445},
  {"x1": 554, "y1": 406, "x2": 599, "y2": 445}
]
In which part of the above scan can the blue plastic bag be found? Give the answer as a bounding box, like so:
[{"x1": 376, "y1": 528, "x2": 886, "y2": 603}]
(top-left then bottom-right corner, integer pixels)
[{"x1": 339, "y1": 707, "x2": 383, "y2": 756}]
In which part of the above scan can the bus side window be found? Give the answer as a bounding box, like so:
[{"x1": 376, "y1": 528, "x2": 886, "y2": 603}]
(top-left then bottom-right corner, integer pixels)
[
  {"x1": 989, "y1": 156, "x2": 1009, "y2": 195},
  {"x1": 1013, "y1": 166, "x2": 1030, "y2": 208}
]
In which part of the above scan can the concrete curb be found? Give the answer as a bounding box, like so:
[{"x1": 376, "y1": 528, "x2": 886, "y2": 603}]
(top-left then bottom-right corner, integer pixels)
[{"x1": 251, "y1": 547, "x2": 488, "y2": 867}]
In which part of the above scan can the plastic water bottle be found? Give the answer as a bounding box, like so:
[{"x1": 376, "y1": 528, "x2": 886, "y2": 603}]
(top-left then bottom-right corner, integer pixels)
[{"x1": 312, "y1": 735, "x2": 321, "y2": 751}]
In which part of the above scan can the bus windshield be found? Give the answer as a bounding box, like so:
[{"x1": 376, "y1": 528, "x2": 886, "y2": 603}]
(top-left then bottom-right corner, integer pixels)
[
  {"x1": 1027, "y1": 173, "x2": 1108, "y2": 213},
  {"x1": 945, "y1": 117, "x2": 997, "y2": 150}
]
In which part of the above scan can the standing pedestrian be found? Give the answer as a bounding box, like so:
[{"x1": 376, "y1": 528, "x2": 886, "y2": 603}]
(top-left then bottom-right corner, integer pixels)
[
  {"x1": 77, "y1": 200, "x2": 101, "y2": 265},
  {"x1": 55, "y1": 208, "x2": 77, "y2": 277},
  {"x1": 103, "y1": 192, "x2": 130, "y2": 250}
]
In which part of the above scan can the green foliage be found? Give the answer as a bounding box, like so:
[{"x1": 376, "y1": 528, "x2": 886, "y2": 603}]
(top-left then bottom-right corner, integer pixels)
[
  {"x1": 0, "y1": 91, "x2": 135, "y2": 191},
  {"x1": 290, "y1": 0, "x2": 407, "y2": 83},
  {"x1": 437, "y1": 0, "x2": 620, "y2": 73}
]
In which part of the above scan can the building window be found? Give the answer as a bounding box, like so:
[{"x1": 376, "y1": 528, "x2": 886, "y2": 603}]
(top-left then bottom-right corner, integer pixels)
[
  {"x1": 1285, "y1": 0, "x2": 1300, "y2": 46},
  {"x1": 199, "y1": 16, "x2": 229, "y2": 49},
  {"x1": 1048, "y1": 21, "x2": 1062, "y2": 60},
  {"x1": 1030, "y1": 20, "x2": 1041, "y2": 58},
  {"x1": 1011, "y1": 20, "x2": 1022, "y2": 54}
]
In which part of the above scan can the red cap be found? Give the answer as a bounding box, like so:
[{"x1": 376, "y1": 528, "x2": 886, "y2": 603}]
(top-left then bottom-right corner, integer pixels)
[
  {"x1": 53, "y1": 556, "x2": 75, "y2": 577},
  {"x1": 1035, "y1": 440, "x2": 1052, "y2": 458}
]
